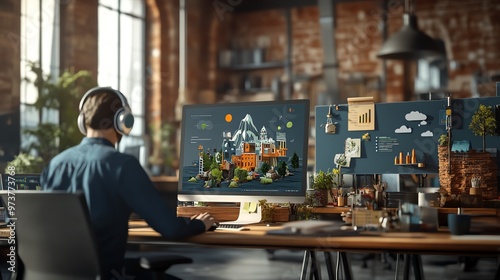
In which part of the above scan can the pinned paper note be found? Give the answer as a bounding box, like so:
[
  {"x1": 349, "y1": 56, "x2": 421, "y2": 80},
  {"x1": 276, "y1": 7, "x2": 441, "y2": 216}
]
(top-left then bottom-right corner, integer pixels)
[
  {"x1": 347, "y1": 97, "x2": 375, "y2": 131},
  {"x1": 242, "y1": 202, "x2": 258, "y2": 213}
]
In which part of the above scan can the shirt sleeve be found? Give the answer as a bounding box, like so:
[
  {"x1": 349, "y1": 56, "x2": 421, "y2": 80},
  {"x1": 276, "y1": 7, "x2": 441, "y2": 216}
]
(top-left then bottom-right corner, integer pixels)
[{"x1": 116, "y1": 157, "x2": 205, "y2": 239}]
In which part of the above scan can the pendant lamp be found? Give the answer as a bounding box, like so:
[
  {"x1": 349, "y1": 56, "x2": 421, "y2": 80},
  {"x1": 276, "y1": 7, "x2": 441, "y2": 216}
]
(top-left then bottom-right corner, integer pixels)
[{"x1": 377, "y1": 0, "x2": 446, "y2": 60}]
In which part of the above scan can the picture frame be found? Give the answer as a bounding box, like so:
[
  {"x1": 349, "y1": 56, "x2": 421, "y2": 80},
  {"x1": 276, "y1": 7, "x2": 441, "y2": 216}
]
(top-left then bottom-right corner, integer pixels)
[{"x1": 345, "y1": 138, "x2": 361, "y2": 158}]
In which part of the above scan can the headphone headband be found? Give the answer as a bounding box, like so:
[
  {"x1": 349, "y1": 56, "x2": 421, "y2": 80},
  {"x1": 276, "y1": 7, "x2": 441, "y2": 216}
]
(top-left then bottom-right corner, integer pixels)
[{"x1": 79, "y1": 87, "x2": 130, "y2": 112}]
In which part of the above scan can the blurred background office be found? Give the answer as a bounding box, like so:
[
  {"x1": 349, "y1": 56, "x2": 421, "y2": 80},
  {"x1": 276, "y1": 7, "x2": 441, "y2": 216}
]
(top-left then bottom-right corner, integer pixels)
[{"x1": 1, "y1": 0, "x2": 499, "y2": 180}]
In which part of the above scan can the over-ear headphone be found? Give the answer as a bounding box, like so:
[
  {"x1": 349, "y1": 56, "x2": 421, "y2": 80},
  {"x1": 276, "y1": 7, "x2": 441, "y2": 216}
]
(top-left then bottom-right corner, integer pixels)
[{"x1": 77, "y1": 87, "x2": 135, "y2": 136}]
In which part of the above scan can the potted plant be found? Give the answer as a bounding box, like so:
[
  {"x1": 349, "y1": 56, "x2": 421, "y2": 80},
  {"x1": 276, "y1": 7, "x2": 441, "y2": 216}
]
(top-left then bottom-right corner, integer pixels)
[
  {"x1": 258, "y1": 199, "x2": 277, "y2": 223},
  {"x1": 307, "y1": 170, "x2": 335, "y2": 207}
]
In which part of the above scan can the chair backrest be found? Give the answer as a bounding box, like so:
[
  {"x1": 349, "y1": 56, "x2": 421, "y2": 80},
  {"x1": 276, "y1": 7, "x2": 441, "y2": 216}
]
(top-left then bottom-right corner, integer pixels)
[{"x1": 2, "y1": 191, "x2": 101, "y2": 280}]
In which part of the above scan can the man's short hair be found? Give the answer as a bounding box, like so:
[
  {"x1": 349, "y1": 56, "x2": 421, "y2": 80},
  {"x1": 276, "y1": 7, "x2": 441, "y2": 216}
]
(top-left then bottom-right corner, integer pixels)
[{"x1": 81, "y1": 90, "x2": 123, "y2": 130}]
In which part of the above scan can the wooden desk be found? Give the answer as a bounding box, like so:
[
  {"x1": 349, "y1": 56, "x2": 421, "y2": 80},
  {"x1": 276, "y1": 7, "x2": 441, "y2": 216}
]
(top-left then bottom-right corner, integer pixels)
[
  {"x1": 129, "y1": 224, "x2": 500, "y2": 257},
  {"x1": 129, "y1": 222, "x2": 500, "y2": 279}
]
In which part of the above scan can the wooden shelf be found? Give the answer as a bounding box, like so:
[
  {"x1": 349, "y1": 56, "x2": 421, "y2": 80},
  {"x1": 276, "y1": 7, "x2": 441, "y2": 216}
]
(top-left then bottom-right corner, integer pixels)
[
  {"x1": 395, "y1": 163, "x2": 425, "y2": 167},
  {"x1": 219, "y1": 61, "x2": 284, "y2": 71},
  {"x1": 239, "y1": 87, "x2": 273, "y2": 93}
]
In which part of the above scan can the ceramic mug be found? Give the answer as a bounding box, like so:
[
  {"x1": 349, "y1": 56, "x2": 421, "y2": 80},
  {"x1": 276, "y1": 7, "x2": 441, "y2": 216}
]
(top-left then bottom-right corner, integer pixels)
[{"x1": 447, "y1": 214, "x2": 471, "y2": 235}]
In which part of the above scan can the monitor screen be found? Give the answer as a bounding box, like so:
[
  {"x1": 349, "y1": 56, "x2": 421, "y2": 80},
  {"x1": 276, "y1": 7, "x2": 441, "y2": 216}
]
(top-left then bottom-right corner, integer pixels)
[
  {"x1": 177, "y1": 99, "x2": 310, "y2": 204},
  {"x1": 1, "y1": 174, "x2": 41, "y2": 191}
]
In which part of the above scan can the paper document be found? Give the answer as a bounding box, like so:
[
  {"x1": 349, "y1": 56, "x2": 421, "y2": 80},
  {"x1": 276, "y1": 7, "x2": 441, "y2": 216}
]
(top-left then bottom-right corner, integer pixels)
[{"x1": 347, "y1": 97, "x2": 375, "y2": 131}]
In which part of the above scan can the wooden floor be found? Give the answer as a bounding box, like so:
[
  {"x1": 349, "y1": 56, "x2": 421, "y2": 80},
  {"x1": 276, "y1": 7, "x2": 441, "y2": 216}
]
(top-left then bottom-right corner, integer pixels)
[{"x1": 141, "y1": 245, "x2": 499, "y2": 280}]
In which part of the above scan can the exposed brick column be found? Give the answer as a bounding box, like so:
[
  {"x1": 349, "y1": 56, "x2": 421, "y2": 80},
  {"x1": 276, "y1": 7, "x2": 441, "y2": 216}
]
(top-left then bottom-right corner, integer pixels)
[
  {"x1": 0, "y1": 0, "x2": 21, "y2": 114},
  {"x1": 60, "y1": 0, "x2": 98, "y2": 79},
  {"x1": 145, "y1": 0, "x2": 163, "y2": 164},
  {"x1": 0, "y1": 0, "x2": 21, "y2": 163}
]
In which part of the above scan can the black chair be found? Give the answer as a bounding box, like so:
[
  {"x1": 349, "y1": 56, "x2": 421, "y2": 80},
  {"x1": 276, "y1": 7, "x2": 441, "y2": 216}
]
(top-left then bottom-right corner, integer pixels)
[{"x1": 2, "y1": 191, "x2": 191, "y2": 280}]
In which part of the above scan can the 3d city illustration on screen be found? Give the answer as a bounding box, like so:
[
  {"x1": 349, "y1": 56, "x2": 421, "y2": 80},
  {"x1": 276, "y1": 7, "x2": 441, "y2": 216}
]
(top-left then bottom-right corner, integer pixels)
[{"x1": 180, "y1": 103, "x2": 307, "y2": 195}]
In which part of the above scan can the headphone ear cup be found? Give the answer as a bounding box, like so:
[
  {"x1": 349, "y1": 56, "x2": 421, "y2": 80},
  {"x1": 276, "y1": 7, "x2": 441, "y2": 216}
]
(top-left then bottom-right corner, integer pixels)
[
  {"x1": 114, "y1": 108, "x2": 135, "y2": 135},
  {"x1": 77, "y1": 113, "x2": 87, "y2": 135}
]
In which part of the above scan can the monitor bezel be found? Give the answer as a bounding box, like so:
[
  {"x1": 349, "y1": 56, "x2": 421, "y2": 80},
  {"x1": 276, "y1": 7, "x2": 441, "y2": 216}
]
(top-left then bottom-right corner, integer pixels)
[{"x1": 177, "y1": 99, "x2": 310, "y2": 204}]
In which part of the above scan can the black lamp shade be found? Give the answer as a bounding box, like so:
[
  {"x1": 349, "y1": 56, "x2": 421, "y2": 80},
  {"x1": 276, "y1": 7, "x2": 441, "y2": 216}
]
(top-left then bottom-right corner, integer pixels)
[{"x1": 378, "y1": 14, "x2": 446, "y2": 60}]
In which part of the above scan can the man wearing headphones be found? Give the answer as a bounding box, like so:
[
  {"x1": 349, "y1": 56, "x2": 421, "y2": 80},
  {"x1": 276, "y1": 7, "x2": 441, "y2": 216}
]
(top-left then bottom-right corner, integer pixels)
[{"x1": 41, "y1": 87, "x2": 216, "y2": 279}]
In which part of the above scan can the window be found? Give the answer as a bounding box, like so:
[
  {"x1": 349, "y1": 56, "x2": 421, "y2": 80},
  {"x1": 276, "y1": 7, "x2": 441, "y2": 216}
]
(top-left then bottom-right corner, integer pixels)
[
  {"x1": 98, "y1": 0, "x2": 147, "y2": 165},
  {"x1": 20, "y1": 0, "x2": 60, "y2": 150}
]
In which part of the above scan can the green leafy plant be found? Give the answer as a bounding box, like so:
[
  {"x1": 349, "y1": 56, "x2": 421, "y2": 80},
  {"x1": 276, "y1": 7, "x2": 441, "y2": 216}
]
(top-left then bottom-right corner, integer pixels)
[
  {"x1": 438, "y1": 134, "x2": 449, "y2": 146},
  {"x1": 259, "y1": 162, "x2": 271, "y2": 175},
  {"x1": 296, "y1": 204, "x2": 316, "y2": 220},
  {"x1": 29, "y1": 62, "x2": 96, "y2": 154},
  {"x1": 210, "y1": 168, "x2": 223, "y2": 183},
  {"x1": 469, "y1": 104, "x2": 497, "y2": 151},
  {"x1": 4, "y1": 153, "x2": 44, "y2": 174},
  {"x1": 313, "y1": 170, "x2": 335, "y2": 190},
  {"x1": 6, "y1": 62, "x2": 96, "y2": 172},
  {"x1": 234, "y1": 168, "x2": 248, "y2": 183},
  {"x1": 258, "y1": 199, "x2": 277, "y2": 223}
]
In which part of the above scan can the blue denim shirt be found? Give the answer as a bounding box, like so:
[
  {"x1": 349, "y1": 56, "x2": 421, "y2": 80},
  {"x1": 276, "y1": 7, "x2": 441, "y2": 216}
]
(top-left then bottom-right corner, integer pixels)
[{"x1": 41, "y1": 137, "x2": 205, "y2": 276}]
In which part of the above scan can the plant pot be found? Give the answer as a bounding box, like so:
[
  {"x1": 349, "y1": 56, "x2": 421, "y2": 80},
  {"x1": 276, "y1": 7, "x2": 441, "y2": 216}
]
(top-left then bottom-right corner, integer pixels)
[
  {"x1": 307, "y1": 189, "x2": 328, "y2": 207},
  {"x1": 470, "y1": 188, "x2": 482, "y2": 196},
  {"x1": 150, "y1": 164, "x2": 163, "y2": 176}
]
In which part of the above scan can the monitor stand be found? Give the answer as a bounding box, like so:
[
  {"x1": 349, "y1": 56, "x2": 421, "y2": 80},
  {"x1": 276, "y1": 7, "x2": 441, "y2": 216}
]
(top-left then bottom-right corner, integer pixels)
[{"x1": 219, "y1": 202, "x2": 262, "y2": 225}]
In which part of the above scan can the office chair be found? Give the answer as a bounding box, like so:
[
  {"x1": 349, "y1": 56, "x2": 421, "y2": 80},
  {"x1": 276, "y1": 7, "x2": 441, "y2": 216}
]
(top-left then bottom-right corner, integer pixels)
[{"x1": 7, "y1": 191, "x2": 192, "y2": 280}]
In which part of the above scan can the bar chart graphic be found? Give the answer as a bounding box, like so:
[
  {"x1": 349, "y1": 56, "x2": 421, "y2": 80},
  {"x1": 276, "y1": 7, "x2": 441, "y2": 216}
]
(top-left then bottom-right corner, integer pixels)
[{"x1": 358, "y1": 109, "x2": 372, "y2": 124}]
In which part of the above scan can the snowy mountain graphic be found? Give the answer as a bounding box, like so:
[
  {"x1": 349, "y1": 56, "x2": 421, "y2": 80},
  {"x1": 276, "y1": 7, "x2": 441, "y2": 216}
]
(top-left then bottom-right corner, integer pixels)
[{"x1": 232, "y1": 114, "x2": 260, "y2": 148}]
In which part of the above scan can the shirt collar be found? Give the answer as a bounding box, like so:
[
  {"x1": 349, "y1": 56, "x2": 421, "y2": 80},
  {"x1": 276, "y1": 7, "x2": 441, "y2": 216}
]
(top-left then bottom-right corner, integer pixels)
[{"x1": 81, "y1": 137, "x2": 115, "y2": 148}]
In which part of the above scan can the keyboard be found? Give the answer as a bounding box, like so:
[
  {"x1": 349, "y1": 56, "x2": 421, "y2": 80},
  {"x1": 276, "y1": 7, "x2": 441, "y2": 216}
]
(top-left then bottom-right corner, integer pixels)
[{"x1": 215, "y1": 223, "x2": 250, "y2": 231}]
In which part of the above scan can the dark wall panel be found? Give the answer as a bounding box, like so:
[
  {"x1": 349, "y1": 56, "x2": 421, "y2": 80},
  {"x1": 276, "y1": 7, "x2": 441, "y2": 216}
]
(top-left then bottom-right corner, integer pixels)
[{"x1": 315, "y1": 97, "x2": 500, "y2": 175}]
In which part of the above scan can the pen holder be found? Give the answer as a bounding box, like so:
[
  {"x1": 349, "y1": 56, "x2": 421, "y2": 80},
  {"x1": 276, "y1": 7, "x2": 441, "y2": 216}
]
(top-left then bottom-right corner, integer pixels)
[
  {"x1": 337, "y1": 197, "x2": 345, "y2": 207},
  {"x1": 375, "y1": 191, "x2": 385, "y2": 209}
]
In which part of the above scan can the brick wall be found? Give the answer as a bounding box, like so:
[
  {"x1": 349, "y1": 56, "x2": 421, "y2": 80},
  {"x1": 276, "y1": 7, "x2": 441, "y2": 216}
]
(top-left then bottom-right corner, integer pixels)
[
  {"x1": 209, "y1": 0, "x2": 500, "y2": 103},
  {"x1": 60, "y1": 0, "x2": 98, "y2": 77},
  {"x1": 0, "y1": 0, "x2": 20, "y2": 114},
  {"x1": 438, "y1": 146, "x2": 498, "y2": 200},
  {"x1": 417, "y1": 0, "x2": 500, "y2": 97},
  {"x1": 0, "y1": 0, "x2": 21, "y2": 163}
]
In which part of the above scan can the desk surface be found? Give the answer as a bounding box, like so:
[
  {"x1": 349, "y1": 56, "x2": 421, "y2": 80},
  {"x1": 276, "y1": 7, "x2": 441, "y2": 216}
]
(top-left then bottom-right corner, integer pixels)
[
  {"x1": 177, "y1": 206, "x2": 500, "y2": 222},
  {"x1": 128, "y1": 222, "x2": 500, "y2": 257}
]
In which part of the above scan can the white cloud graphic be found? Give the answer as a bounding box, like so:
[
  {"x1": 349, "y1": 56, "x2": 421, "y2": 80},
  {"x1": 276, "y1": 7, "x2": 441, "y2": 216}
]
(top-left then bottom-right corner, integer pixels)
[
  {"x1": 395, "y1": 125, "x2": 412, "y2": 134},
  {"x1": 421, "y1": 130, "x2": 433, "y2": 137},
  {"x1": 405, "y1": 111, "x2": 427, "y2": 121},
  {"x1": 420, "y1": 120, "x2": 427, "y2": 126}
]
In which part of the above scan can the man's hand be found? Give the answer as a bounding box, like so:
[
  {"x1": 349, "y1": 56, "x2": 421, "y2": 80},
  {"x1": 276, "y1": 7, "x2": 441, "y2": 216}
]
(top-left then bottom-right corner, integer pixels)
[{"x1": 191, "y1": 212, "x2": 218, "y2": 231}]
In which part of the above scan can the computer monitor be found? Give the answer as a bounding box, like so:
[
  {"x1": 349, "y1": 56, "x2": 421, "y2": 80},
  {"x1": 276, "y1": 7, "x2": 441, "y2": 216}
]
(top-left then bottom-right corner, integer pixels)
[
  {"x1": 0, "y1": 173, "x2": 41, "y2": 191},
  {"x1": 0, "y1": 174, "x2": 41, "y2": 221},
  {"x1": 177, "y1": 99, "x2": 310, "y2": 206}
]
